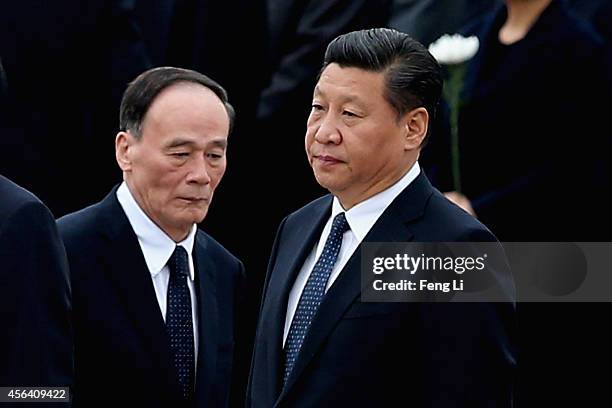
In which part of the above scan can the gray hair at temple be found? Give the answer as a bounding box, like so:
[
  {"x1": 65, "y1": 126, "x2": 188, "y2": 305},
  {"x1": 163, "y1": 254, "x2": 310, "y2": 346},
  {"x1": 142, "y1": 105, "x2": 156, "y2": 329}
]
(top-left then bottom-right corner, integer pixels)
[
  {"x1": 322, "y1": 28, "x2": 443, "y2": 144},
  {"x1": 119, "y1": 66, "x2": 235, "y2": 139}
]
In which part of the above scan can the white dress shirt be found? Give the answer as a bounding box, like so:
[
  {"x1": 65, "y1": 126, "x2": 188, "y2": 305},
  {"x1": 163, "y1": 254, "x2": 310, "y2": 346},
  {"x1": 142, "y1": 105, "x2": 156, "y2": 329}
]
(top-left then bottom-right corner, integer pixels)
[
  {"x1": 283, "y1": 162, "x2": 421, "y2": 345},
  {"x1": 117, "y1": 182, "x2": 199, "y2": 361}
]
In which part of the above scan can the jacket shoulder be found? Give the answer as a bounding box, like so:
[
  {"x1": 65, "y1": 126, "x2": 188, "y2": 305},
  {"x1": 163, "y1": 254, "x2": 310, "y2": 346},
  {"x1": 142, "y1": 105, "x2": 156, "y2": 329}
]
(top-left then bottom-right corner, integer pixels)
[
  {"x1": 56, "y1": 202, "x2": 106, "y2": 251},
  {"x1": 424, "y1": 189, "x2": 497, "y2": 242},
  {"x1": 196, "y1": 229, "x2": 244, "y2": 272},
  {"x1": 284, "y1": 194, "x2": 332, "y2": 227},
  {"x1": 0, "y1": 176, "x2": 45, "y2": 214}
]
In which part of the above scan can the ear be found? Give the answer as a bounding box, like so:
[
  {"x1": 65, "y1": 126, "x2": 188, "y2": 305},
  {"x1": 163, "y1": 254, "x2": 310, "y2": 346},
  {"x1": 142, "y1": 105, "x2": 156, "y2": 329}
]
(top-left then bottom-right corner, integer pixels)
[
  {"x1": 115, "y1": 131, "x2": 135, "y2": 172},
  {"x1": 401, "y1": 107, "x2": 429, "y2": 150}
]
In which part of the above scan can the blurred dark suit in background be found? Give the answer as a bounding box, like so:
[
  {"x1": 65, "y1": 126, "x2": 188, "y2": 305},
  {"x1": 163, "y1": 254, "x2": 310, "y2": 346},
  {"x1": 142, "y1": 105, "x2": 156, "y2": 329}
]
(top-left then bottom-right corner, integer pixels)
[
  {"x1": 0, "y1": 0, "x2": 150, "y2": 217},
  {"x1": 388, "y1": 0, "x2": 500, "y2": 46}
]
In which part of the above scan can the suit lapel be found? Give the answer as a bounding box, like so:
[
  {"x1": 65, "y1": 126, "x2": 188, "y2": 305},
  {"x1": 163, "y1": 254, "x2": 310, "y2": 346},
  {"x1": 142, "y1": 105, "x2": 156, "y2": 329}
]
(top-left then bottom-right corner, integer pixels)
[
  {"x1": 257, "y1": 196, "x2": 332, "y2": 404},
  {"x1": 97, "y1": 189, "x2": 182, "y2": 398},
  {"x1": 278, "y1": 173, "x2": 434, "y2": 401},
  {"x1": 192, "y1": 233, "x2": 219, "y2": 405}
]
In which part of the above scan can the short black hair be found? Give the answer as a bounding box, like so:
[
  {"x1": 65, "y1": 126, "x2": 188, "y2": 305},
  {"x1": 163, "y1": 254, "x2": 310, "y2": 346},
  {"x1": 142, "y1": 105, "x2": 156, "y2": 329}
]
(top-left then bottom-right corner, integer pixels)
[
  {"x1": 323, "y1": 28, "x2": 442, "y2": 143},
  {"x1": 119, "y1": 66, "x2": 235, "y2": 138}
]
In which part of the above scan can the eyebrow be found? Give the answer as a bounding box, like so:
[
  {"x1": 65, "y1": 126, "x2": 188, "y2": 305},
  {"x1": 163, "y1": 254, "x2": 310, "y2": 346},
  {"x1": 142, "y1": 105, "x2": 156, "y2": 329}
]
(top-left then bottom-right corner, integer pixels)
[
  {"x1": 166, "y1": 138, "x2": 228, "y2": 149},
  {"x1": 209, "y1": 139, "x2": 228, "y2": 149},
  {"x1": 166, "y1": 138, "x2": 196, "y2": 149}
]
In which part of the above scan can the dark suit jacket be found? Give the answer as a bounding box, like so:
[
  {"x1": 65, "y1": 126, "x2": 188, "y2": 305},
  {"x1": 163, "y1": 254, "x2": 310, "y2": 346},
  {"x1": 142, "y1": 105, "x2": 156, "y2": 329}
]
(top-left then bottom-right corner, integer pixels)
[
  {"x1": 57, "y1": 187, "x2": 245, "y2": 407},
  {"x1": 0, "y1": 175, "x2": 73, "y2": 398},
  {"x1": 568, "y1": 0, "x2": 612, "y2": 43},
  {"x1": 248, "y1": 172, "x2": 516, "y2": 407}
]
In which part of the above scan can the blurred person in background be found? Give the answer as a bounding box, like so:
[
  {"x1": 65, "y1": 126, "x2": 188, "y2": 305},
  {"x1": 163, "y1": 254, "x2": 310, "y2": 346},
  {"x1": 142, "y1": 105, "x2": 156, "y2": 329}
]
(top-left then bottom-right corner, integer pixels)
[
  {"x1": 430, "y1": 1, "x2": 611, "y2": 406},
  {"x1": 440, "y1": 0, "x2": 610, "y2": 241},
  {"x1": 0, "y1": 0, "x2": 151, "y2": 216}
]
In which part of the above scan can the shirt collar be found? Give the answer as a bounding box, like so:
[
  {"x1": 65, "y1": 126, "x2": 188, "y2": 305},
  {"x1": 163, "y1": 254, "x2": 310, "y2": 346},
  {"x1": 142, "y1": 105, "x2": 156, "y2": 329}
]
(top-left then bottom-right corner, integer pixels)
[
  {"x1": 116, "y1": 182, "x2": 196, "y2": 280},
  {"x1": 332, "y1": 161, "x2": 421, "y2": 241}
]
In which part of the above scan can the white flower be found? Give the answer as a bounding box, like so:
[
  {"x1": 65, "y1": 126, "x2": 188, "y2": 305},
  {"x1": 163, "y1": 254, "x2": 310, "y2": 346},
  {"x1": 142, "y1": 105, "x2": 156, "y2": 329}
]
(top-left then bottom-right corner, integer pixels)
[
  {"x1": 427, "y1": 33, "x2": 479, "y2": 192},
  {"x1": 428, "y1": 34, "x2": 480, "y2": 65}
]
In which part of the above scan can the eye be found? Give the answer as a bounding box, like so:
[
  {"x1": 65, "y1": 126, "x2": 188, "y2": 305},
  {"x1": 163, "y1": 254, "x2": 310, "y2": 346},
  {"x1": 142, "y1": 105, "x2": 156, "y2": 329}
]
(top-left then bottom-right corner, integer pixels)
[
  {"x1": 311, "y1": 103, "x2": 324, "y2": 111},
  {"x1": 171, "y1": 152, "x2": 189, "y2": 158},
  {"x1": 342, "y1": 110, "x2": 359, "y2": 118},
  {"x1": 206, "y1": 152, "x2": 224, "y2": 160}
]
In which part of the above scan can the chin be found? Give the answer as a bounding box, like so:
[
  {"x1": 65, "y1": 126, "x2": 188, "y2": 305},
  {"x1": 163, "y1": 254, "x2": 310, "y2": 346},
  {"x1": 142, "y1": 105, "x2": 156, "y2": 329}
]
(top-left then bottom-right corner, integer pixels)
[
  {"x1": 316, "y1": 180, "x2": 343, "y2": 196},
  {"x1": 184, "y1": 208, "x2": 208, "y2": 225},
  {"x1": 194, "y1": 210, "x2": 209, "y2": 224}
]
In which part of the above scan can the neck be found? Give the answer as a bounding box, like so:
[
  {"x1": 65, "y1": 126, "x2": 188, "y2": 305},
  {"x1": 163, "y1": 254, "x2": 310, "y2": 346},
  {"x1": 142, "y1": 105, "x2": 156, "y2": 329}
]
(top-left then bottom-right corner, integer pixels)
[
  {"x1": 167, "y1": 229, "x2": 190, "y2": 243},
  {"x1": 124, "y1": 178, "x2": 191, "y2": 243},
  {"x1": 336, "y1": 160, "x2": 416, "y2": 211},
  {"x1": 500, "y1": 0, "x2": 552, "y2": 44}
]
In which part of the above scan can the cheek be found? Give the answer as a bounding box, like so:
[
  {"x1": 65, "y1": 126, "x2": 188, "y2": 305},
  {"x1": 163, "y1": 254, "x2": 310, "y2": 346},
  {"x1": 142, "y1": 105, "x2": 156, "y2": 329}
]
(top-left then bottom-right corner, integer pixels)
[
  {"x1": 305, "y1": 128, "x2": 316, "y2": 153},
  {"x1": 210, "y1": 163, "x2": 227, "y2": 189},
  {"x1": 343, "y1": 143, "x2": 366, "y2": 170},
  {"x1": 137, "y1": 155, "x2": 171, "y2": 180},
  {"x1": 135, "y1": 165, "x2": 165, "y2": 194},
  {"x1": 154, "y1": 170, "x2": 183, "y2": 196}
]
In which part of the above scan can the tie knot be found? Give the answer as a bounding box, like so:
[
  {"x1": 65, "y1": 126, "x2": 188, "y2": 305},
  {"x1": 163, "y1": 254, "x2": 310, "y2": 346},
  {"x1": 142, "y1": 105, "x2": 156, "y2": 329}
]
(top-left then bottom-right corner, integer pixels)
[
  {"x1": 331, "y1": 212, "x2": 350, "y2": 235},
  {"x1": 169, "y1": 246, "x2": 190, "y2": 277}
]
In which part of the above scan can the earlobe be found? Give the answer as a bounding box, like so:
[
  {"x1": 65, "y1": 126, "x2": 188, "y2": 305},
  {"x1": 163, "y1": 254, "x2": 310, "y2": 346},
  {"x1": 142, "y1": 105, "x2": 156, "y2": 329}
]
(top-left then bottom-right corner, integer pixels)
[{"x1": 115, "y1": 131, "x2": 132, "y2": 171}]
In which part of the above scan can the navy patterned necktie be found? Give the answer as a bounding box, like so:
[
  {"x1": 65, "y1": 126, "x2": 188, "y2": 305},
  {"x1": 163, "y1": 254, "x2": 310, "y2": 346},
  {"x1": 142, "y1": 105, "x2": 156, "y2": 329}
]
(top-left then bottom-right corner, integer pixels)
[
  {"x1": 283, "y1": 212, "x2": 350, "y2": 385},
  {"x1": 166, "y1": 245, "x2": 195, "y2": 400}
]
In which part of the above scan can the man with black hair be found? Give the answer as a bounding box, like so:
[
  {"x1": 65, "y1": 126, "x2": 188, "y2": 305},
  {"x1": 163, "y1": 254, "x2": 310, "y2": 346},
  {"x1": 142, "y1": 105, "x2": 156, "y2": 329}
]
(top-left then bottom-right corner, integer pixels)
[{"x1": 248, "y1": 28, "x2": 515, "y2": 407}]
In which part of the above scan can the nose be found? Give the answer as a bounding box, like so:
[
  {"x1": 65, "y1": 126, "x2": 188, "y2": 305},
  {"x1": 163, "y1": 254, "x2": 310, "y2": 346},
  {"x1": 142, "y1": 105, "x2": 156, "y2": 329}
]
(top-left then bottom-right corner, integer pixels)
[
  {"x1": 313, "y1": 113, "x2": 342, "y2": 145},
  {"x1": 187, "y1": 154, "x2": 211, "y2": 185}
]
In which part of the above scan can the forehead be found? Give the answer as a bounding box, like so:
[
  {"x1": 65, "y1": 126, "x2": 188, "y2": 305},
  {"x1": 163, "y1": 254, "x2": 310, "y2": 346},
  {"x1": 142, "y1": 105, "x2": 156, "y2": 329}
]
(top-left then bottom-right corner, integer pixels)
[
  {"x1": 142, "y1": 82, "x2": 230, "y2": 138},
  {"x1": 315, "y1": 63, "x2": 386, "y2": 102}
]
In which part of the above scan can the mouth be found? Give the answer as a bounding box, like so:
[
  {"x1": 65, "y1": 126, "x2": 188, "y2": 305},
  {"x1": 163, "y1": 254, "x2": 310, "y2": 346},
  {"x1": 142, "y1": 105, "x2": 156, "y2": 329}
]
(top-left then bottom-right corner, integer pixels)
[
  {"x1": 179, "y1": 197, "x2": 209, "y2": 204},
  {"x1": 314, "y1": 154, "x2": 344, "y2": 165}
]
